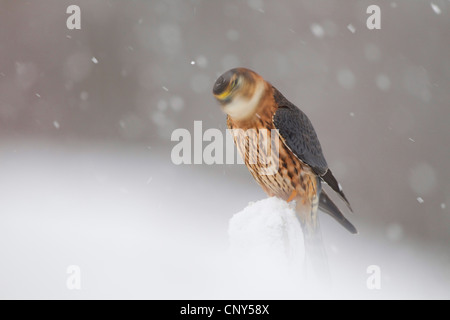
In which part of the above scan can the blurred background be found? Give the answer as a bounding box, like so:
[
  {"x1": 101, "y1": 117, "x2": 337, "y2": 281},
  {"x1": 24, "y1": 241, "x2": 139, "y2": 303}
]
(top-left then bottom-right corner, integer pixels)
[{"x1": 0, "y1": 0, "x2": 449, "y2": 299}]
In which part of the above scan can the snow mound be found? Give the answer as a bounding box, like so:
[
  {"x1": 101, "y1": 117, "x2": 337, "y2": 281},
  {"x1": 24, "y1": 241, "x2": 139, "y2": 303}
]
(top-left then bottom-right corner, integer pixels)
[{"x1": 228, "y1": 197, "x2": 305, "y2": 273}]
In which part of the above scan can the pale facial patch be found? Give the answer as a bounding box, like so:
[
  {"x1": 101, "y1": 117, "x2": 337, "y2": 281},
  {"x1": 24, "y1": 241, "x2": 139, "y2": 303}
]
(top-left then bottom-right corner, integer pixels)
[{"x1": 223, "y1": 81, "x2": 265, "y2": 121}]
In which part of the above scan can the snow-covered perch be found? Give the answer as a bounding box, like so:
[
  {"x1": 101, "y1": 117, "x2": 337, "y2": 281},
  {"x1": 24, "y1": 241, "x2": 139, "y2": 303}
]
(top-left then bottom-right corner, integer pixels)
[{"x1": 228, "y1": 197, "x2": 305, "y2": 277}]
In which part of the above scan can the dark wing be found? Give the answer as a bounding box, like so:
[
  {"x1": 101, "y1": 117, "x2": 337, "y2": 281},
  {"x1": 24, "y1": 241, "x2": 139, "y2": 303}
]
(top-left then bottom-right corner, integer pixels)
[
  {"x1": 321, "y1": 169, "x2": 353, "y2": 212},
  {"x1": 272, "y1": 87, "x2": 328, "y2": 175},
  {"x1": 319, "y1": 190, "x2": 357, "y2": 234},
  {"x1": 272, "y1": 87, "x2": 353, "y2": 212}
]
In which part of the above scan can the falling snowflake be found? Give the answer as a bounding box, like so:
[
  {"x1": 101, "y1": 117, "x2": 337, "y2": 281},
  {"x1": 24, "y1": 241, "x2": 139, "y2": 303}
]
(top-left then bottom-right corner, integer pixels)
[
  {"x1": 91, "y1": 57, "x2": 98, "y2": 64},
  {"x1": 80, "y1": 91, "x2": 89, "y2": 101},
  {"x1": 247, "y1": 0, "x2": 264, "y2": 13},
  {"x1": 337, "y1": 68, "x2": 355, "y2": 90},
  {"x1": 347, "y1": 24, "x2": 356, "y2": 34},
  {"x1": 170, "y1": 96, "x2": 185, "y2": 112},
  {"x1": 376, "y1": 74, "x2": 391, "y2": 91},
  {"x1": 195, "y1": 55, "x2": 208, "y2": 68},
  {"x1": 431, "y1": 3, "x2": 441, "y2": 15},
  {"x1": 310, "y1": 24, "x2": 325, "y2": 38},
  {"x1": 226, "y1": 29, "x2": 240, "y2": 41}
]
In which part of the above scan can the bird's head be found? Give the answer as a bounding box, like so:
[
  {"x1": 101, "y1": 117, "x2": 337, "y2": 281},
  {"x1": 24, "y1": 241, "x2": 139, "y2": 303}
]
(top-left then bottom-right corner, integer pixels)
[{"x1": 213, "y1": 68, "x2": 266, "y2": 121}]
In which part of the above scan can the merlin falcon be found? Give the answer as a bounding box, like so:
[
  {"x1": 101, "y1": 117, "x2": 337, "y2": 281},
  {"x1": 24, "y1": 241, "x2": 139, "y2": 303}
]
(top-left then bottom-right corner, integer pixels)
[{"x1": 213, "y1": 68, "x2": 357, "y2": 275}]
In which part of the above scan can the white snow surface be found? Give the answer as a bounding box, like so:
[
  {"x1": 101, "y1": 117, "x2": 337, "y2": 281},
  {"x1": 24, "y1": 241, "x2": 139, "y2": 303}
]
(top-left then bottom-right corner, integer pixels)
[
  {"x1": 229, "y1": 197, "x2": 304, "y2": 273},
  {"x1": 0, "y1": 139, "x2": 449, "y2": 299}
]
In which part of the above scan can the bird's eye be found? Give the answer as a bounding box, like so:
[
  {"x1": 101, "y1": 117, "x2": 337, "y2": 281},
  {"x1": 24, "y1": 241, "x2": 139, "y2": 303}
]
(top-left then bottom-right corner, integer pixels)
[{"x1": 230, "y1": 79, "x2": 238, "y2": 90}]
